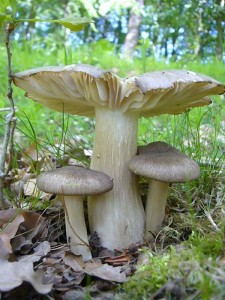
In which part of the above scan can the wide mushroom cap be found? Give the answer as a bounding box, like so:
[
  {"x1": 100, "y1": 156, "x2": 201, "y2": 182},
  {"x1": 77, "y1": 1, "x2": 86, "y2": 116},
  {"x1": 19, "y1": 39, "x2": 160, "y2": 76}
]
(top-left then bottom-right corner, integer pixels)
[
  {"x1": 36, "y1": 166, "x2": 113, "y2": 195},
  {"x1": 13, "y1": 64, "x2": 225, "y2": 117},
  {"x1": 129, "y1": 141, "x2": 200, "y2": 183}
]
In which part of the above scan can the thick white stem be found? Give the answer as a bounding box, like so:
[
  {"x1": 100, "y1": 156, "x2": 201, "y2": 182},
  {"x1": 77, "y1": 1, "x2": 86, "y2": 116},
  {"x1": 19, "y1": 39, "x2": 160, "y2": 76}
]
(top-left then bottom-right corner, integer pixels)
[
  {"x1": 65, "y1": 196, "x2": 92, "y2": 261},
  {"x1": 145, "y1": 180, "x2": 169, "y2": 240},
  {"x1": 88, "y1": 108, "x2": 145, "y2": 250}
]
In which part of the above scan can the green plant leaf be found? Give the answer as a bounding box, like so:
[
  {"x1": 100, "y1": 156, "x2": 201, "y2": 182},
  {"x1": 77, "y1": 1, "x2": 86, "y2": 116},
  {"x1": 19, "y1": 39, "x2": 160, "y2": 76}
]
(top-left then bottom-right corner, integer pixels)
[
  {"x1": 0, "y1": 0, "x2": 17, "y2": 30},
  {"x1": 53, "y1": 17, "x2": 92, "y2": 31},
  {"x1": 0, "y1": 13, "x2": 12, "y2": 29},
  {"x1": 0, "y1": 13, "x2": 7, "y2": 24},
  {"x1": 16, "y1": 16, "x2": 92, "y2": 32},
  {"x1": 9, "y1": 0, "x2": 17, "y2": 14},
  {"x1": 0, "y1": 0, "x2": 10, "y2": 13}
]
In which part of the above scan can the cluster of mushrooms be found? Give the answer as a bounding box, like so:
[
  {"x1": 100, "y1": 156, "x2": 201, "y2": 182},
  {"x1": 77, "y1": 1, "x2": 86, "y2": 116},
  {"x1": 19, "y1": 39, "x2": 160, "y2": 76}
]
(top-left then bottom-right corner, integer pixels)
[{"x1": 13, "y1": 65, "x2": 225, "y2": 261}]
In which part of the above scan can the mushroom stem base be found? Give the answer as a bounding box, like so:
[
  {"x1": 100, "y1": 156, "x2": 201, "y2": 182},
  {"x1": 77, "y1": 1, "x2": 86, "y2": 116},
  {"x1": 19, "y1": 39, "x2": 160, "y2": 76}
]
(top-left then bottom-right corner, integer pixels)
[
  {"x1": 65, "y1": 196, "x2": 92, "y2": 261},
  {"x1": 145, "y1": 180, "x2": 169, "y2": 240}
]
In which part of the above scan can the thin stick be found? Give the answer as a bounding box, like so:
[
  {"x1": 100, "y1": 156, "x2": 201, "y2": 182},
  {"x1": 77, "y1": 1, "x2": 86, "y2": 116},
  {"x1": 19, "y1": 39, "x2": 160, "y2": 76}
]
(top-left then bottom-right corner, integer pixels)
[
  {"x1": 0, "y1": 108, "x2": 11, "y2": 112},
  {"x1": 0, "y1": 23, "x2": 16, "y2": 208}
]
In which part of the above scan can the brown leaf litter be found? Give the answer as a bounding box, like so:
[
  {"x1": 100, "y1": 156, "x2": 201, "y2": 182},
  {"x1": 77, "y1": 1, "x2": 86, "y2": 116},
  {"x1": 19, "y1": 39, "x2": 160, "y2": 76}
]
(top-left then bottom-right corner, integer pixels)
[{"x1": 0, "y1": 207, "x2": 143, "y2": 299}]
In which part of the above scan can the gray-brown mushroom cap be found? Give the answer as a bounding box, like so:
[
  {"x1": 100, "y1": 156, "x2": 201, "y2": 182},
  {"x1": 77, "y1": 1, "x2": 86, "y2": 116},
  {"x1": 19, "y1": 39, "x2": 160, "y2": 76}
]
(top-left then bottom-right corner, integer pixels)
[
  {"x1": 13, "y1": 64, "x2": 225, "y2": 117},
  {"x1": 36, "y1": 166, "x2": 113, "y2": 195},
  {"x1": 129, "y1": 141, "x2": 200, "y2": 183},
  {"x1": 135, "y1": 69, "x2": 224, "y2": 92}
]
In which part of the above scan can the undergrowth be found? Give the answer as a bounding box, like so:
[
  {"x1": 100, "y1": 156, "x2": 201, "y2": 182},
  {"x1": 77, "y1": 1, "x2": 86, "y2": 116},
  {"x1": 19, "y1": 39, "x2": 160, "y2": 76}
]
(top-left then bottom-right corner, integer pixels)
[
  {"x1": 118, "y1": 205, "x2": 225, "y2": 300},
  {"x1": 119, "y1": 236, "x2": 225, "y2": 299}
]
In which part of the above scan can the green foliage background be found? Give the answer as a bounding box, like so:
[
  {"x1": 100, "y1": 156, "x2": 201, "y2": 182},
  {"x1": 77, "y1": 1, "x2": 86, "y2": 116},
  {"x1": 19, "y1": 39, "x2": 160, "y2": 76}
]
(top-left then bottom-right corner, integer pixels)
[{"x1": 0, "y1": 1, "x2": 224, "y2": 298}]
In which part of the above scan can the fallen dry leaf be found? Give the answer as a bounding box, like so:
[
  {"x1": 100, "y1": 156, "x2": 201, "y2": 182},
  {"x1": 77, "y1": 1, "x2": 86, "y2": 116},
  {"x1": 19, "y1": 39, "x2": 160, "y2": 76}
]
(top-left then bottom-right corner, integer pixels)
[
  {"x1": 63, "y1": 252, "x2": 86, "y2": 284},
  {"x1": 84, "y1": 261, "x2": 127, "y2": 283},
  {"x1": 1, "y1": 214, "x2": 25, "y2": 239},
  {"x1": 0, "y1": 209, "x2": 49, "y2": 257},
  {"x1": 23, "y1": 178, "x2": 51, "y2": 199},
  {"x1": 0, "y1": 209, "x2": 47, "y2": 238},
  {"x1": 0, "y1": 233, "x2": 12, "y2": 260},
  {"x1": 0, "y1": 209, "x2": 23, "y2": 229},
  {"x1": 18, "y1": 241, "x2": 51, "y2": 263},
  {"x1": 63, "y1": 253, "x2": 126, "y2": 283},
  {"x1": 63, "y1": 252, "x2": 85, "y2": 272},
  {"x1": 0, "y1": 210, "x2": 25, "y2": 260},
  {"x1": 0, "y1": 261, "x2": 52, "y2": 294},
  {"x1": 12, "y1": 235, "x2": 33, "y2": 254},
  {"x1": 104, "y1": 254, "x2": 131, "y2": 266},
  {"x1": 20, "y1": 210, "x2": 48, "y2": 242},
  {"x1": 34, "y1": 241, "x2": 51, "y2": 256}
]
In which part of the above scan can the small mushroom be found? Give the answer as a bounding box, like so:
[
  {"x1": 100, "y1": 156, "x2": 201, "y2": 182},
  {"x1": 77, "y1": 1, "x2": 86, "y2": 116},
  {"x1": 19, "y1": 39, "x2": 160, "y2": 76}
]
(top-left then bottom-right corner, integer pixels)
[
  {"x1": 36, "y1": 166, "x2": 113, "y2": 261},
  {"x1": 129, "y1": 141, "x2": 200, "y2": 240}
]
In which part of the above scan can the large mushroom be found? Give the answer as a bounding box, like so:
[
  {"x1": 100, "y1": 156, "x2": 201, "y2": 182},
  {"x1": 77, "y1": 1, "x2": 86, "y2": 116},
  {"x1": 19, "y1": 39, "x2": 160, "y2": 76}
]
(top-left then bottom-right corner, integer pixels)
[{"x1": 13, "y1": 65, "x2": 225, "y2": 250}]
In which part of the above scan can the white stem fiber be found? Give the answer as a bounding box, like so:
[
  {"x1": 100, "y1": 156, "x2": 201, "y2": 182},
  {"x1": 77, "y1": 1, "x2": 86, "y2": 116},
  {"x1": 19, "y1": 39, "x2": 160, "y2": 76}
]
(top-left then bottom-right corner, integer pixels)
[
  {"x1": 65, "y1": 196, "x2": 92, "y2": 261},
  {"x1": 145, "y1": 180, "x2": 169, "y2": 240},
  {"x1": 88, "y1": 108, "x2": 145, "y2": 250}
]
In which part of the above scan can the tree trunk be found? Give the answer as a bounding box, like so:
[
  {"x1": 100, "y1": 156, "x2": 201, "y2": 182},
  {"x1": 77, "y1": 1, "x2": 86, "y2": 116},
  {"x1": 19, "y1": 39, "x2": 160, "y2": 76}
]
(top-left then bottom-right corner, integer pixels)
[
  {"x1": 123, "y1": 0, "x2": 144, "y2": 57},
  {"x1": 24, "y1": 0, "x2": 37, "y2": 39},
  {"x1": 171, "y1": 33, "x2": 178, "y2": 57},
  {"x1": 194, "y1": 5, "x2": 203, "y2": 57},
  {"x1": 102, "y1": 17, "x2": 108, "y2": 39},
  {"x1": 63, "y1": 0, "x2": 72, "y2": 47},
  {"x1": 216, "y1": 0, "x2": 224, "y2": 61}
]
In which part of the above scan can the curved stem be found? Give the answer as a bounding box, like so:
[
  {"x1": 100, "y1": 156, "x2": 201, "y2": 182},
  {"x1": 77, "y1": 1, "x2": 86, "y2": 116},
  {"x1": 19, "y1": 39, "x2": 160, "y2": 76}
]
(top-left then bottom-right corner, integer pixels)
[
  {"x1": 88, "y1": 108, "x2": 145, "y2": 250},
  {"x1": 145, "y1": 180, "x2": 169, "y2": 240},
  {"x1": 64, "y1": 195, "x2": 92, "y2": 261}
]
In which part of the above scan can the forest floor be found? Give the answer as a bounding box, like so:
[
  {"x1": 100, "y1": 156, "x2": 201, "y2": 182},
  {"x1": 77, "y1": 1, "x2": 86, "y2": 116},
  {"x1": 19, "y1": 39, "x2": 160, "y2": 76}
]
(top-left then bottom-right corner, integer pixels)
[{"x1": 0, "y1": 141, "x2": 225, "y2": 300}]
